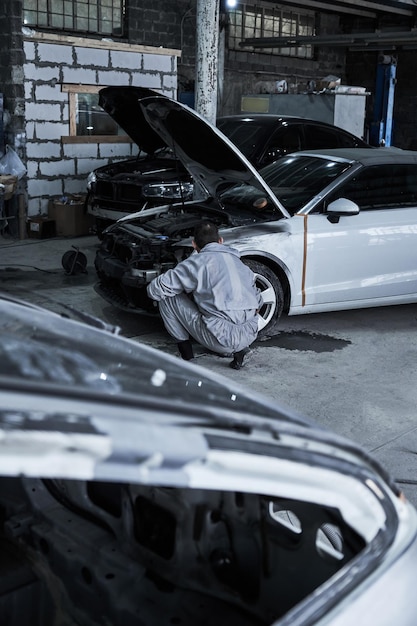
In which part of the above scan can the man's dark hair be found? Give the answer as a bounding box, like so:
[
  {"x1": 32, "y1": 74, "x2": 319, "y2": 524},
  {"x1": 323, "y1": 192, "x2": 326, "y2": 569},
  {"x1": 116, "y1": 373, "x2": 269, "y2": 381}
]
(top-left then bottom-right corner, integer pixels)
[{"x1": 193, "y1": 221, "x2": 220, "y2": 250}]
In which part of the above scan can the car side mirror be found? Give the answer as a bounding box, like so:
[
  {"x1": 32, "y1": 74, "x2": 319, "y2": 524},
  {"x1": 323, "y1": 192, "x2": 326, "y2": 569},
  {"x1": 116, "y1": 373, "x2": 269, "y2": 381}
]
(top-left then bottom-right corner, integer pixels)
[{"x1": 326, "y1": 198, "x2": 359, "y2": 223}]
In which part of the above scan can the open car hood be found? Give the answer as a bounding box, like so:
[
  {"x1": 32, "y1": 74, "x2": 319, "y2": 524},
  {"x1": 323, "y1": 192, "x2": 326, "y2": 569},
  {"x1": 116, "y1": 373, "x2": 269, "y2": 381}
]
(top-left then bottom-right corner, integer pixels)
[
  {"x1": 139, "y1": 97, "x2": 290, "y2": 217},
  {"x1": 98, "y1": 86, "x2": 169, "y2": 155}
]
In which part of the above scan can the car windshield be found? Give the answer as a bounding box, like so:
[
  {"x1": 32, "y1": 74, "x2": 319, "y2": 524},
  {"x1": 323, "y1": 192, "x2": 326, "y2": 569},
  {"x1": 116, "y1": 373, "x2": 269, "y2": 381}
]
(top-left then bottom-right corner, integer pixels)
[{"x1": 259, "y1": 155, "x2": 352, "y2": 214}]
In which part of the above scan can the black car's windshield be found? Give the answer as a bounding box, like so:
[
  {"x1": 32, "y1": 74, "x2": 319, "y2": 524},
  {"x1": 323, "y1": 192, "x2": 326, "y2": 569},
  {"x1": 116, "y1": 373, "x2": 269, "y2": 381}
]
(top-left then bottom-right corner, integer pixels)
[{"x1": 260, "y1": 155, "x2": 352, "y2": 214}]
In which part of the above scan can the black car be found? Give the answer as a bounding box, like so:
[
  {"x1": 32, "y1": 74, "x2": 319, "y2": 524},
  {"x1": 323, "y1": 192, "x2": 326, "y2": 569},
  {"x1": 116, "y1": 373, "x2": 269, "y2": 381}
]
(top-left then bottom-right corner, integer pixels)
[
  {"x1": 87, "y1": 87, "x2": 369, "y2": 234},
  {"x1": 216, "y1": 113, "x2": 368, "y2": 167}
]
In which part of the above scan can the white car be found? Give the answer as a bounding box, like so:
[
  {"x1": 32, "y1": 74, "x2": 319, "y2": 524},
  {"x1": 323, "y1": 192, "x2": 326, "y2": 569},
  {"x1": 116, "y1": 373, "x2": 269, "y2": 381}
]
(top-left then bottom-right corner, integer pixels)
[
  {"x1": 1, "y1": 294, "x2": 417, "y2": 625},
  {"x1": 94, "y1": 96, "x2": 417, "y2": 334}
]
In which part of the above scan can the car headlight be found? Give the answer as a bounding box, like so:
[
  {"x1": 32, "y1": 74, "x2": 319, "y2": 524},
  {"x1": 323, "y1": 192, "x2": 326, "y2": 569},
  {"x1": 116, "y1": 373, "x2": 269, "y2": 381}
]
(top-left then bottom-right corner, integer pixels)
[
  {"x1": 87, "y1": 171, "x2": 97, "y2": 190},
  {"x1": 142, "y1": 182, "x2": 194, "y2": 200}
]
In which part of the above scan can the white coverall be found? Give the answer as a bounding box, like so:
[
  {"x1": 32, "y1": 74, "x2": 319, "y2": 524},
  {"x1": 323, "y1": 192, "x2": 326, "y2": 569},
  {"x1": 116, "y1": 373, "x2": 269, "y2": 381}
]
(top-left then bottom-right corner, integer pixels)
[{"x1": 147, "y1": 242, "x2": 263, "y2": 355}]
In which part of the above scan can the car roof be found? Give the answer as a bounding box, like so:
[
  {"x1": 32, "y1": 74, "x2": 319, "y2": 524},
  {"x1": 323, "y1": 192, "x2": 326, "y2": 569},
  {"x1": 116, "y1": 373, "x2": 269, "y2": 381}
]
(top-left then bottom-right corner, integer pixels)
[
  {"x1": 219, "y1": 114, "x2": 314, "y2": 123},
  {"x1": 217, "y1": 114, "x2": 367, "y2": 135},
  {"x1": 218, "y1": 114, "x2": 337, "y2": 125},
  {"x1": 291, "y1": 146, "x2": 417, "y2": 165}
]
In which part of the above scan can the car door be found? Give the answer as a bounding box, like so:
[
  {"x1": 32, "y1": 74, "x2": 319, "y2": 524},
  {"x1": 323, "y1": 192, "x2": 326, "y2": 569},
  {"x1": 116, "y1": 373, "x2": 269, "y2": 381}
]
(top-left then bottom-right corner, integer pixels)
[{"x1": 301, "y1": 163, "x2": 417, "y2": 309}]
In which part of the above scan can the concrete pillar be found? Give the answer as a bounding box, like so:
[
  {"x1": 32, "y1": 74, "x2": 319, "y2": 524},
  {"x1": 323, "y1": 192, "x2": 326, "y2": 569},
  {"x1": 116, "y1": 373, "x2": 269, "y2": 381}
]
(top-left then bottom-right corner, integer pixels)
[{"x1": 195, "y1": 0, "x2": 219, "y2": 124}]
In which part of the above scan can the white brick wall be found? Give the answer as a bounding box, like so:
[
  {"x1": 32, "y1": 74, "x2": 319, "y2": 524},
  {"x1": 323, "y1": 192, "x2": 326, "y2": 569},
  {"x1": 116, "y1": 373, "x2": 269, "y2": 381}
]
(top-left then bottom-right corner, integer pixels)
[
  {"x1": 75, "y1": 47, "x2": 110, "y2": 67},
  {"x1": 95, "y1": 70, "x2": 132, "y2": 86},
  {"x1": 37, "y1": 43, "x2": 74, "y2": 64},
  {"x1": 23, "y1": 33, "x2": 179, "y2": 217}
]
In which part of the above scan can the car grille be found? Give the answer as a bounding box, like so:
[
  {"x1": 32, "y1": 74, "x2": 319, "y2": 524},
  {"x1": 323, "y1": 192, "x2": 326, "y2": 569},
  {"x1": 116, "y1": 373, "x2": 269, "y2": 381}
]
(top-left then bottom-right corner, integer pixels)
[
  {"x1": 119, "y1": 184, "x2": 142, "y2": 201},
  {"x1": 95, "y1": 180, "x2": 114, "y2": 199}
]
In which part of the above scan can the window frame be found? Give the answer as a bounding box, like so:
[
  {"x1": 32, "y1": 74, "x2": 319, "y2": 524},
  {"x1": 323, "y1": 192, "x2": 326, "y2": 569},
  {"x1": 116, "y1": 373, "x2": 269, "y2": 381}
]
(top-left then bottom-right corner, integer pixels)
[
  {"x1": 61, "y1": 84, "x2": 132, "y2": 144},
  {"x1": 228, "y1": 2, "x2": 314, "y2": 59},
  {"x1": 23, "y1": 0, "x2": 125, "y2": 38}
]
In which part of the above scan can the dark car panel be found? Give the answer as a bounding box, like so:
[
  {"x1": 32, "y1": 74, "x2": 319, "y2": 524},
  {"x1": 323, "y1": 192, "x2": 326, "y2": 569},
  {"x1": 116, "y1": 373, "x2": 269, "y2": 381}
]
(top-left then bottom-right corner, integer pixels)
[{"x1": 217, "y1": 115, "x2": 369, "y2": 167}]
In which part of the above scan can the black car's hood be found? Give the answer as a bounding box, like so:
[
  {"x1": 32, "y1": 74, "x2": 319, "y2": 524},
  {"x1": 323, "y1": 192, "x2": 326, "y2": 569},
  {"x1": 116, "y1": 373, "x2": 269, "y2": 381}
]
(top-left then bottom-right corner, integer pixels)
[
  {"x1": 99, "y1": 89, "x2": 289, "y2": 217},
  {"x1": 99, "y1": 86, "x2": 169, "y2": 155},
  {"x1": 139, "y1": 97, "x2": 290, "y2": 217}
]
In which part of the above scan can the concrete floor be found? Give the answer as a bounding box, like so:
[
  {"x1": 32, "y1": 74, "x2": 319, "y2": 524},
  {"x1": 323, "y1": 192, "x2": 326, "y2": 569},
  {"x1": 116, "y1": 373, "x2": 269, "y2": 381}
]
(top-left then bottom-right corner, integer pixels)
[{"x1": 1, "y1": 232, "x2": 417, "y2": 507}]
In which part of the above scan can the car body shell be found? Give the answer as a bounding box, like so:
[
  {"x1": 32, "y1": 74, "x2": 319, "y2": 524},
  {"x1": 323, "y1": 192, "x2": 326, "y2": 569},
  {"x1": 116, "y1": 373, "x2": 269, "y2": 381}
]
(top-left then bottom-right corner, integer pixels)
[{"x1": 0, "y1": 295, "x2": 417, "y2": 625}]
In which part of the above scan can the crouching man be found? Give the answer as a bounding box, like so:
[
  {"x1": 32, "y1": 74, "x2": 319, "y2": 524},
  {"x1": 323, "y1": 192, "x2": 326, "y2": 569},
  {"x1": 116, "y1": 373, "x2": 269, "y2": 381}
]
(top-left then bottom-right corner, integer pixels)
[{"x1": 147, "y1": 221, "x2": 262, "y2": 369}]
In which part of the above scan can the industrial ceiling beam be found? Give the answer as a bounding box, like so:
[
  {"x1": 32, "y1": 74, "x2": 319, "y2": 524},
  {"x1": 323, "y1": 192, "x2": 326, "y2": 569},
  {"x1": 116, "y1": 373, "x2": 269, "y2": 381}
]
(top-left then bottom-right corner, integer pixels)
[
  {"x1": 270, "y1": 0, "x2": 415, "y2": 17},
  {"x1": 239, "y1": 29, "x2": 417, "y2": 50}
]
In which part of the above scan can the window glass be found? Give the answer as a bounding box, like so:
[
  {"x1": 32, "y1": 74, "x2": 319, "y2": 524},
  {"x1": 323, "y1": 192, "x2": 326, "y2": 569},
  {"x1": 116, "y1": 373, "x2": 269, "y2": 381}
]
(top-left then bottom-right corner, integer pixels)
[
  {"x1": 217, "y1": 120, "x2": 267, "y2": 162},
  {"x1": 23, "y1": 0, "x2": 124, "y2": 36},
  {"x1": 328, "y1": 164, "x2": 417, "y2": 211},
  {"x1": 228, "y1": 3, "x2": 314, "y2": 59},
  {"x1": 61, "y1": 85, "x2": 130, "y2": 143},
  {"x1": 76, "y1": 93, "x2": 120, "y2": 136},
  {"x1": 305, "y1": 125, "x2": 363, "y2": 149},
  {"x1": 269, "y1": 126, "x2": 303, "y2": 155},
  {"x1": 259, "y1": 156, "x2": 350, "y2": 213},
  {"x1": 304, "y1": 125, "x2": 339, "y2": 150}
]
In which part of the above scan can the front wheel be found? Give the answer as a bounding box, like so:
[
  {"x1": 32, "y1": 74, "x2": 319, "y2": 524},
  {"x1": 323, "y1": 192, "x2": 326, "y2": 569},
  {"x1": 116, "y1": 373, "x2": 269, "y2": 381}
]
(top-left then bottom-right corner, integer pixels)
[{"x1": 243, "y1": 260, "x2": 284, "y2": 336}]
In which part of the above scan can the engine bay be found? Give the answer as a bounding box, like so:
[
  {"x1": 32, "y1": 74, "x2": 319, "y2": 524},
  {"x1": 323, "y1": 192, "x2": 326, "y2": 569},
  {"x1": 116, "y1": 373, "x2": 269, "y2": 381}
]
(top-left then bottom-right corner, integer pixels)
[{"x1": 0, "y1": 477, "x2": 365, "y2": 625}]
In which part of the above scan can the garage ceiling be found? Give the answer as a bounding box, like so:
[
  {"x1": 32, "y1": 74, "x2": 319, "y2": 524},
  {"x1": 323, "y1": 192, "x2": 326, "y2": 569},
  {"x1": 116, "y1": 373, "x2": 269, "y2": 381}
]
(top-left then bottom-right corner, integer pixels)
[
  {"x1": 239, "y1": 0, "x2": 417, "y2": 50},
  {"x1": 240, "y1": 29, "x2": 417, "y2": 51},
  {"x1": 273, "y1": 0, "x2": 416, "y2": 17}
]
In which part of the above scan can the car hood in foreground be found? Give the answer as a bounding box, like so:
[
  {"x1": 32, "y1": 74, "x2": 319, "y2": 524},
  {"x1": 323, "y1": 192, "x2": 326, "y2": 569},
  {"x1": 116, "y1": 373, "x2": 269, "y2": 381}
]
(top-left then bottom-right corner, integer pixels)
[
  {"x1": 0, "y1": 294, "x2": 397, "y2": 491},
  {"x1": 1, "y1": 296, "x2": 417, "y2": 626}
]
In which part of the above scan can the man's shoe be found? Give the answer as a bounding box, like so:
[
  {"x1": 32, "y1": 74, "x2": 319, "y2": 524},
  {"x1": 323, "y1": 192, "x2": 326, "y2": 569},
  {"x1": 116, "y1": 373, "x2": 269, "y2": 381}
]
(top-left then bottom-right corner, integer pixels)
[
  {"x1": 229, "y1": 348, "x2": 250, "y2": 370},
  {"x1": 177, "y1": 339, "x2": 194, "y2": 361}
]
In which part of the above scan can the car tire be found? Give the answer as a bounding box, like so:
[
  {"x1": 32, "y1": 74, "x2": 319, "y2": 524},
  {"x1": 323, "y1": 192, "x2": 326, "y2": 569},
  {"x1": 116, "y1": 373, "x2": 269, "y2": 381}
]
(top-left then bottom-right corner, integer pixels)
[{"x1": 243, "y1": 260, "x2": 284, "y2": 336}]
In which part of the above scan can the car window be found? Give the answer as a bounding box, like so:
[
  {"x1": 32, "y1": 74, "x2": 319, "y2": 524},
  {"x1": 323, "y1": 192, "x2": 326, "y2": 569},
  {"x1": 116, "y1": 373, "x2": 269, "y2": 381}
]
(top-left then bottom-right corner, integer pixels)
[
  {"x1": 336, "y1": 130, "x2": 364, "y2": 148},
  {"x1": 304, "y1": 125, "x2": 340, "y2": 149},
  {"x1": 260, "y1": 125, "x2": 303, "y2": 164},
  {"x1": 326, "y1": 164, "x2": 417, "y2": 211},
  {"x1": 260, "y1": 155, "x2": 351, "y2": 213},
  {"x1": 304, "y1": 123, "x2": 364, "y2": 149},
  {"x1": 217, "y1": 120, "x2": 266, "y2": 162}
]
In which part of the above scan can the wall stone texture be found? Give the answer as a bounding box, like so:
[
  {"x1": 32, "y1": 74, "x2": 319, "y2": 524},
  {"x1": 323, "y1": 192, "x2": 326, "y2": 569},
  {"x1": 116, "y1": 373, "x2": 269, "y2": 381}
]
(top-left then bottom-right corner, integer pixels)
[{"x1": 22, "y1": 35, "x2": 179, "y2": 216}]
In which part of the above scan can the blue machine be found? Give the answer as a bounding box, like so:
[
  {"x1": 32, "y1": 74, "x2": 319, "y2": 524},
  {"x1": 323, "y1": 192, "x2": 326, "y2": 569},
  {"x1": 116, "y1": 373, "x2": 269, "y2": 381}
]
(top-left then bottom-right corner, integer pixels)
[{"x1": 370, "y1": 55, "x2": 397, "y2": 147}]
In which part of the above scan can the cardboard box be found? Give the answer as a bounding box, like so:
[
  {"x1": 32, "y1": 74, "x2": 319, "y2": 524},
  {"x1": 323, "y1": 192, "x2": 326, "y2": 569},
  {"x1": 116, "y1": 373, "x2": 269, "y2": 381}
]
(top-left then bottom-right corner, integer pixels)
[
  {"x1": 0, "y1": 175, "x2": 18, "y2": 201},
  {"x1": 49, "y1": 196, "x2": 94, "y2": 237},
  {"x1": 27, "y1": 217, "x2": 56, "y2": 239},
  {"x1": 318, "y1": 75, "x2": 341, "y2": 91}
]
